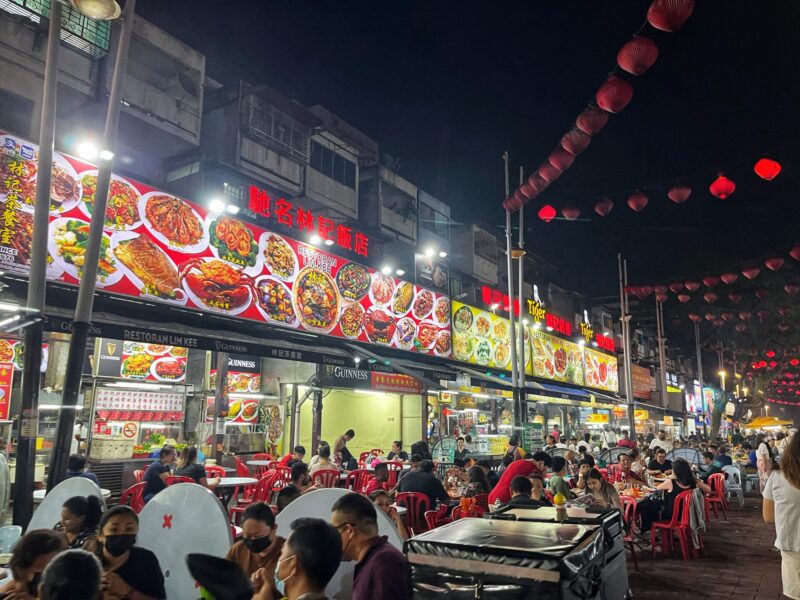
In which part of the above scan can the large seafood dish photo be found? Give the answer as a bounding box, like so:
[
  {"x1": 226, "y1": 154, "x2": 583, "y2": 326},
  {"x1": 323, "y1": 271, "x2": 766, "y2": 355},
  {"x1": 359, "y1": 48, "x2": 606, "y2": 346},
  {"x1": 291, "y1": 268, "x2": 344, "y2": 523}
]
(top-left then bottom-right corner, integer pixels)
[
  {"x1": 143, "y1": 193, "x2": 207, "y2": 252},
  {"x1": 292, "y1": 267, "x2": 340, "y2": 333}
]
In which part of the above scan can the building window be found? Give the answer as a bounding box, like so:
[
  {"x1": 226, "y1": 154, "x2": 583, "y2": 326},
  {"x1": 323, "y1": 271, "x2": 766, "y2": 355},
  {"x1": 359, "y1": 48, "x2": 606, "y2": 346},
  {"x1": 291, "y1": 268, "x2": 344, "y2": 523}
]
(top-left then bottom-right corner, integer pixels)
[
  {"x1": 474, "y1": 230, "x2": 497, "y2": 262},
  {"x1": 419, "y1": 202, "x2": 450, "y2": 241},
  {"x1": 309, "y1": 140, "x2": 356, "y2": 189},
  {"x1": 223, "y1": 182, "x2": 246, "y2": 207},
  {"x1": 243, "y1": 95, "x2": 308, "y2": 160}
]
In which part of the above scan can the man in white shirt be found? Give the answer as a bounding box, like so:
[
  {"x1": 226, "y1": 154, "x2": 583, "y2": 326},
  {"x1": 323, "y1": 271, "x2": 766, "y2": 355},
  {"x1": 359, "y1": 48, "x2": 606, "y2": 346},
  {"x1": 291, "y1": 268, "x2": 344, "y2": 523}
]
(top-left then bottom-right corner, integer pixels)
[
  {"x1": 649, "y1": 430, "x2": 673, "y2": 452},
  {"x1": 600, "y1": 426, "x2": 617, "y2": 449}
]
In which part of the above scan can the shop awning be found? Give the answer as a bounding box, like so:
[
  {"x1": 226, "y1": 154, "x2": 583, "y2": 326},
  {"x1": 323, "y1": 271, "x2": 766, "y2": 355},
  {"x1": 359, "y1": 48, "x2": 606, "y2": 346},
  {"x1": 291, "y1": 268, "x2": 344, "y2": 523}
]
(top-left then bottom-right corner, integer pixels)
[
  {"x1": 745, "y1": 416, "x2": 794, "y2": 429},
  {"x1": 343, "y1": 343, "x2": 447, "y2": 391}
]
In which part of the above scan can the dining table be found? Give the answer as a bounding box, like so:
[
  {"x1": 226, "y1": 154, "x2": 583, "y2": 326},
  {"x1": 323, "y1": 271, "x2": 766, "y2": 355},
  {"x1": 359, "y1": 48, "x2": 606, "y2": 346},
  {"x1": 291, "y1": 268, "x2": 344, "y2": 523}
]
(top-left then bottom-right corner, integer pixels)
[{"x1": 214, "y1": 477, "x2": 258, "y2": 508}]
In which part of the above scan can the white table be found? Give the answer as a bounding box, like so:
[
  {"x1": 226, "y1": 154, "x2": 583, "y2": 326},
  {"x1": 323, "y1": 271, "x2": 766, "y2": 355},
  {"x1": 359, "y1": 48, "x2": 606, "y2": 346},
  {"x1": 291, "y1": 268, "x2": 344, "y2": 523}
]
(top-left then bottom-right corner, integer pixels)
[
  {"x1": 247, "y1": 460, "x2": 272, "y2": 467},
  {"x1": 214, "y1": 477, "x2": 258, "y2": 509},
  {"x1": 33, "y1": 488, "x2": 111, "y2": 503}
]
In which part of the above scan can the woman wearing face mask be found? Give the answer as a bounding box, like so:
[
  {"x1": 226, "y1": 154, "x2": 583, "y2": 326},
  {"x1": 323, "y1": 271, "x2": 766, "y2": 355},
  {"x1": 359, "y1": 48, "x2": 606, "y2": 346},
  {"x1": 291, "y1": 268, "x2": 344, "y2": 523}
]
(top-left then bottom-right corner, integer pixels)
[
  {"x1": 53, "y1": 495, "x2": 102, "y2": 550},
  {"x1": 225, "y1": 502, "x2": 284, "y2": 594},
  {"x1": 93, "y1": 505, "x2": 165, "y2": 600},
  {"x1": 0, "y1": 530, "x2": 65, "y2": 599}
]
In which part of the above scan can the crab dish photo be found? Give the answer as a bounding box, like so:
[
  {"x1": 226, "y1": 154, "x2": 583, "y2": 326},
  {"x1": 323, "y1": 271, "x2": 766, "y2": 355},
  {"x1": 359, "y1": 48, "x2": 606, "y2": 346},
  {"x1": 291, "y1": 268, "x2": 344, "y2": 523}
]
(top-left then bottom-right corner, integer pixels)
[{"x1": 180, "y1": 258, "x2": 254, "y2": 312}]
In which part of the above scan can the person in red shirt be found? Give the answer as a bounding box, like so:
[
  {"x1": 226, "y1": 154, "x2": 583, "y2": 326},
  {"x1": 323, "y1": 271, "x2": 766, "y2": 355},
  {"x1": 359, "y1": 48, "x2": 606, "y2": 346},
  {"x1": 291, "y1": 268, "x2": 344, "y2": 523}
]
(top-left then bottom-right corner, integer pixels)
[
  {"x1": 616, "y1": 431, "x2": 637, "y2": 450},
  {"x1": 488, "y1": 451, "x2": 552, "y2": 505},
  {"x1": 279, "y1": 445, "x2": 306, "y2": 468},
  {"x1": 362, "y1": 463, "x2": 390, "y2": 496}
]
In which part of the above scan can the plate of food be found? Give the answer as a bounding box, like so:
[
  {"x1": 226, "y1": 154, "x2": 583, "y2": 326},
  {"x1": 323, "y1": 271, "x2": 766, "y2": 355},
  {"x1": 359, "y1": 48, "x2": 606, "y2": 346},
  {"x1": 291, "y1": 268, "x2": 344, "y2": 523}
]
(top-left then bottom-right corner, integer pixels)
[
  {"x1": 393, "y1": 316, "x2": 416, "y2": 349},
  {"x1": 473, "y1": 313, "x2": 491, "y2": 338},
  {"x1": 452, "y1": 305, "x2": 474, "y2": 334},
  {"x1": 491, "y1": 318, "x2": 509, "y2": 342},
  {"x1": 368, "y1": 273, "x2": 395, "y2": 307},
  {"x1": 453, "y1": 334, "x2": 475, "y2": 361},
  {"x1": 49, "y1": 217, "x2": 123, "y2": 287},
  {"x1": 78, "y1": 170, "x2": 141, "y2": 230},
  {"x1": 140, "y1": 192, "x2": 209, "y2": 253},
  {"x1": 120, "y1": 353, "x2": 154, "y2": 379},
  {"x1": 474, "y1": 339, "x2": 492, "y2": 366},
  {"x1": 364, "y1": 306, "x2": 396, "y2": 345},
  {"x1": 150, "y1": 356, "x2": 186, "y2": 382},
  {"x1": 170, "y1": 347, "x2": 188, "y2": 358},
  {"x1": 292, "y1": 267, "x2": 341, "y2": 333},
  {"x1": 391, "y1": 281, "x2": 414, "y2": 316},
  {"x1": 111, "y1": 231, "x2": 187, "y2": 304},
  {"x1": 0, "y1": 340, "x2": 14, "y2": 362},
  {"x1": 493, "y1": 342, "x2": 511, "y2": 368},
  {"x1": 207, "y1": 213, "x2": 260, "y2": 271},
  {"x1": 412, "y1": 288, "x2": 435, "y2": 320},
  {"x1": 180, "y1": 257, "x2": 254, "y2": 316},
  {"x1": 254, "y1": 275, "x2": 298, "y2": 327},
  {"x1": 433, "y1": 296, "x2": 450, "y2": 326},
  {"x1": 414, "y1": 320, "x2": 439, "y2": 351},
  {"x1": 434, "y1": 330, "x2": 451, "y2": 357},
  {"x1": 336, "y1": 263, "x2": 371, "y2": 302},
  {"x1": 144, "y1": 344, "x2": 172, "y2": 356},
  {"x1": 339, "y1": 302, "x2": 365, "y2": 338},
  {"x1": 261, "y1": 232, "x2": 298, "y2": 281},
  {"x1": 240, "y1": 400, "x2": 259, "y2": 422}
]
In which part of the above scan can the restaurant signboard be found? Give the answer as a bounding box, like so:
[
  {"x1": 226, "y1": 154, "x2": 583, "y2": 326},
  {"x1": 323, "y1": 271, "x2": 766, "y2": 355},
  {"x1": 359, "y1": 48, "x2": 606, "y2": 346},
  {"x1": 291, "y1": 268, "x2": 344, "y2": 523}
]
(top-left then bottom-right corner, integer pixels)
[
  {"x1": 320, "y1": 364, "x2": 423, "y2": 394},
  {"x1": 631, "y1": 364, "x2": 652, "y2": 400},
  {"x1": 0, "y1": 363, "x2": 12, "y2": 420},
  {"x1": 530, "y1": 329, "x2": 584, "y2": 386},
  {"x1": 451, "y1": 301, "x2": 530, "y2": 373},
  {"x1": 0, "y1": 132, "x2": 451, "y2": 359},
  {"x1": 95, "y1": 339, "x2": 188, "y2": 383}
]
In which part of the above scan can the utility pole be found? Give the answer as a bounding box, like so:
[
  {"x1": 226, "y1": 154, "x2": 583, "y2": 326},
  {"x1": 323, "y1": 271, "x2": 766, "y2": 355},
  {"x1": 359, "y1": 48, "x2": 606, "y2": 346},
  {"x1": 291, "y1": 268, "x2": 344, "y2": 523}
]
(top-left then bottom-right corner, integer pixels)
[
  {"x1": 502, "y1": 152, "x2": 521, "y2": 432},
  {"x1": 517, "y1": 166, "x2": 526, "y2": 392},
  {"x1": 655, "y1": 296, "x2": 669, "y2": 409},
  {"x1": 694, "y1": 321, "x2": 708, "y2": 440},
  {"x1": 618, "y1": 255, "x2": 636, "y2": 438}
]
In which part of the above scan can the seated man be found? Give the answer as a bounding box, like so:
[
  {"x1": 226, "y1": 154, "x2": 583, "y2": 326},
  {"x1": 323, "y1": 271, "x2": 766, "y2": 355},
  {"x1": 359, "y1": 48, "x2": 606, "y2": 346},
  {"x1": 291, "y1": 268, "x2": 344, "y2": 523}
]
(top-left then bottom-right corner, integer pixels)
[
  {"x1": 499, "y1": 476, "x2": 548, "y2": 509},
  {"x1": 547, "y1": 457, "x2": 575, "y2": 500},
  {"x1": 291, "y1": 462, "x2": 318, "y2": 494},
  {"x1": 715, "y1": 445, "x2": 733, "y2": 467},
  {"x1": 528, "y1": 474, "x2": 552, "y2": 505},
  {"x1": 363, "y1": 463, "x2": 390, "y2": 496},
  {"x1": 279, "y1": 445, "x2": 306, "y2": 468},
  {"x1": 397, "y1": 460, "x2": 449, "y2": 515},
  {"x1": 647, "y1": 449, "x2": 673, "y2": 475},
  {"x1": 331, "y1": 493, "x2": 411, "y2": 600},
  {"x1": 64, "y1": 454, "x2": 99, "y2": 485},
  {"x1": 276, "y1": 485, "x2": 301, "y2": 513},
  {"x1": 699, "y1": 451, "x2": 724, "y2": 482}
]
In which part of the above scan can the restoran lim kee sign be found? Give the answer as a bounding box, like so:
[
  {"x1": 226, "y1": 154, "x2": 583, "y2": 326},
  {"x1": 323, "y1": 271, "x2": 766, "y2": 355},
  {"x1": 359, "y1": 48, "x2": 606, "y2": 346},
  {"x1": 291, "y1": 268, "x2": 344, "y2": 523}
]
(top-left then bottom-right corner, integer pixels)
[{"x1": 249, "y1": 185, "x2": 369, "y2": 257}]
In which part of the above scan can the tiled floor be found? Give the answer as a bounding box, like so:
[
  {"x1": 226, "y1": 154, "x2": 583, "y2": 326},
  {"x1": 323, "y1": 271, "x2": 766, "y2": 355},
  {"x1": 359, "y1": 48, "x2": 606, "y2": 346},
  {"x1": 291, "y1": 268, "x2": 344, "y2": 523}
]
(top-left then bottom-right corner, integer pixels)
[{"x1": 628, "y1": 493, "x2": 787, "y2": 600}]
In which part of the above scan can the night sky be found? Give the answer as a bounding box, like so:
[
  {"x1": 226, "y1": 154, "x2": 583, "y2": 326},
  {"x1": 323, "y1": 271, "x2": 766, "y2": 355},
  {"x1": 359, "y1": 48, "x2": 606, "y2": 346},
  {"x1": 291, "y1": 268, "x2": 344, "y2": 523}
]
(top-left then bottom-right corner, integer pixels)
[{"x1": 137, "y1": 1, "x2": 800, "y2": 298}]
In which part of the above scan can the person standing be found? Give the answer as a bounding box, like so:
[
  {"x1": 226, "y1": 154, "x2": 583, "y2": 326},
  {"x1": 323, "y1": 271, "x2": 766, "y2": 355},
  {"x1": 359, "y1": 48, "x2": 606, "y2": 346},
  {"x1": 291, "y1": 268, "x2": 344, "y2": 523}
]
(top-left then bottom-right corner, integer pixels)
[
  {"x1": 600, "y1": 425, "x2": 618, "y2": 449},
  {"x1": 488, "y1": 452, "x2": 552, "y2": 506},
  {"x1": 453, "y1": 437, "x2": 469, "y2": 461},
  {"x1": 504, "y1": 435, "x2": 524, "y2": 461},
  {"x1": 756, "y1": 433, "x2": 774, "y2": 493},
  {"x1": 550, "y1": 425, "x2": 561, "y2": 444},
  {"x1": 763, "y1": 433, "x2": 800, "y2": 600},
  {"x1": 334, "y1": 430, "x2": 356, "y2": 470}
]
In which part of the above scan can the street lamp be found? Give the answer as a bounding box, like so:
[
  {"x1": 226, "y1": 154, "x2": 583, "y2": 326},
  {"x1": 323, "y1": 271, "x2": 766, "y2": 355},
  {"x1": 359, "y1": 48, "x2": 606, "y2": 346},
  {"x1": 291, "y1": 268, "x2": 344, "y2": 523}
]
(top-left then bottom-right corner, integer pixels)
[
  {"x1": 718, "y1": 370, "x2": 726, "y2": 391},
  {"x1": 68, "y1": 0, "x2": 122, "y2": 20}
]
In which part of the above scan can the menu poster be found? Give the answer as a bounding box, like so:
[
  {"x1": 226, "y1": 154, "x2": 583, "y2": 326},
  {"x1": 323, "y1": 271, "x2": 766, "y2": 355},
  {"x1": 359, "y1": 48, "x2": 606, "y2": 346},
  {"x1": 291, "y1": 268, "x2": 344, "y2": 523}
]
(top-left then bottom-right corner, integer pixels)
[
  {"x1": 582, "y1": 347, "x2": 619, "y2": 393},
  {"x1": 529, "y1": 330, "x2": 584, "y2": 386},
  {"x1": 0, "y1": 339, "x2": 48, "y2": 372},
  {"x1": 210, "y1": 354, "x2": 262, "y2": 393},
  {"x1": 450, "y1": 302, "x2": 531, "y2": 372},
  {"x1": 0, "y1": 363, "x2": 12, "y2": 420},
  {"x1": 95, "y1": 339, "x2": 188, "y2": 383},
  {"x1": 0, "y1": 131, "x2": 451, "y2": 359},
  {"x1": 95, "y1": 387, "x2": 184, "y2": 422},
  {"x1": 414, "y1": 253, "x2": 450, "y2": 296},
  {"x1": 205, "y1": 396, "x2": 259, "y2": 424}
]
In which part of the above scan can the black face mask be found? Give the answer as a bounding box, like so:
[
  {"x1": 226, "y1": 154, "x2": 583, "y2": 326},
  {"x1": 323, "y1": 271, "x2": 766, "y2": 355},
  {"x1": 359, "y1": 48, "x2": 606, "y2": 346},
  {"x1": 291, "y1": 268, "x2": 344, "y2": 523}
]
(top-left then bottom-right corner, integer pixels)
[
  {"x1": 243, "y1": 535, "x2": 271, "y2": 554},
  {"x1": 104, "y1": 534, "x2": 136, "y2": 557}
]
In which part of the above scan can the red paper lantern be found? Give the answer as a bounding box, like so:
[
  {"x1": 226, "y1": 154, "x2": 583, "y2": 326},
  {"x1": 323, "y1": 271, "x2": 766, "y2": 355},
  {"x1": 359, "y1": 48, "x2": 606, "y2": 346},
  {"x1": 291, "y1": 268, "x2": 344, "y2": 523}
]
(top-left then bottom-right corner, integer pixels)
[
  {"x1": 562, "y1": 205, "x2": 581, "y2": 221},
  {"x1": 688, "y1": 313, "x2": 702, "y2": 323},
  {"x1": 721, "y1": 312, "x2": 735, "y2": 321},
  {"x1": 735, "y1": 323, "x2": 747, "y2": 332},
  {"x1": 720, "y1": 272, "x2": 738, "y2": 285},
  {"x1": 765, "y1": 350, "x2": 776, "y2": 358},
  {"x1": 779, "y1": 306, "x2": 790, "y2": 317},
  {"x1": 677, "y1": 294, "x2": 691, "y2": 303},
  {"x1": 595, "y1": 76, "x2": 634, "y2": 114},
  {"x1": 765, "y1": 257, "x2": 785, "y2": 271},
  {"x1": 779, "y1": 324, "x2": 791, "y2": 333},
  {"x1": 684, "y1": 280, "x2": 700, "y2": 292},
  {"x1": 528, "y1": 174, "x2": 550, "y2": 195},
  {"x1": 655, "y1": 284, "x2": 669, "y2": 294},
  {"x1": 634, "y1": 286, "x2": 654, "y2": 300},
  {"x1": 549, "y1": 147, "x2": 576, "y2": 171},
  {"x1": 742, "y1": 266, "x2": 760, "y2": 280},
  {"x1": 791, "y1": 359, "x2": 800, "y2": 366},
  {"x1": 755, "y1": 289, "x2": 769, "y2": 299},
  {"x1": 538, "y1": 205, "x2": 557, "y2": 223},
  {"x1": 503, "y1": 196, "x2": 520, "y2": 212},
  {"x1": 668, "y1": 282, "x2": 684, "y2": 293},
  {"x1": 702, "y1": 276, "x2": 720, "y2": 288},
  {"x1": 576, "y1": 106, "x2": 609, "y2": 136},
  {"x1": 790, "y1": 245, "x2": 800, "y2": 262},
  {"x1": 518, "y1": 182, "x2": 538, "y2": 201},
  {"x1": 594, "y1": 197, "x2": 614, "y2": 217},
  {"x1": 704, "y1": 292, "x2": 718, "y2": 303},
  {"x1": 785, "y1": 284, "x2": 800, "y2": 295},
  {"x1": 656, "y1": 292, "x2": 668, "y2": 303},
  {"x1": 627, "y1": 190, "x2": 648, "y2": 212},
  {"x1": 647, "y1": 0, "x2": 696, "y2": 32},
  {"x1": 754, "y1": 158, "x2": 781, "y2": 181},
  {"x1": 738, "y1": 311, "x2": 751, "y2": 320},
  {"x1": 538, "y1": 162, "x2": 562, "y2": 183},
  {"x1": 667, "y1": 183, "x2": 692, "y2": 204},
  {"x1": 704, "y1": 312, "x2": 716, "y2": 321},
  {"x1": 560, "y1": 128, "x2": 592, "y2": 156},
  {"x1": 709, "y1": 174, "x2": 736, "y2": 199},
  {"x1": 617, "y1": 36, "x2": 659, "y2": 75},
  {"x1": 728, "y1": 292, "x2": 743, "y2": 304}
]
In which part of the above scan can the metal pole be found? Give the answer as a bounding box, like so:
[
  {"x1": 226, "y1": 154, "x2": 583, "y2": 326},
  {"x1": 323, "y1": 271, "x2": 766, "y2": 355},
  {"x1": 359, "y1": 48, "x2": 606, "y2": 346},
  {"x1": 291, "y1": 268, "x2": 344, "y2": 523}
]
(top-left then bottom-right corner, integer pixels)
[
  {"x1": 694, "y1": 321, "x2": 708, "y2": 440},
  {"x1": 212, "y1": 352, "x2": 229, "y2": 462},
  {"x1": 618, "y1": 255, "x2": 636, "y2": 439},
  {"x1": 656, "y1": 297, "x2": 669, "y2": 409},
  {"x1": 517, "y1": 166, "x2": 526, "y2": 391},
  {"x1": 502, "y1": 153, "x2": 521, "y2": 433},
  {"x1": 14, "y1": 0, "x2": 62, "y2": 527},
  {"x1": 47, "y1": 0, "x2": 137, "y2": 490}
]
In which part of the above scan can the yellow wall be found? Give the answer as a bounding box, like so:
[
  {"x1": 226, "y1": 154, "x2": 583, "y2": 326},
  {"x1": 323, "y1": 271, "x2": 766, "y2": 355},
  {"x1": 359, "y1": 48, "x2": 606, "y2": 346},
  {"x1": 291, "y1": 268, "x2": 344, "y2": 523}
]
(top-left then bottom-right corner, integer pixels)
[{"x1": 298, "y1": 390, "x2": 422, "y2": 457}]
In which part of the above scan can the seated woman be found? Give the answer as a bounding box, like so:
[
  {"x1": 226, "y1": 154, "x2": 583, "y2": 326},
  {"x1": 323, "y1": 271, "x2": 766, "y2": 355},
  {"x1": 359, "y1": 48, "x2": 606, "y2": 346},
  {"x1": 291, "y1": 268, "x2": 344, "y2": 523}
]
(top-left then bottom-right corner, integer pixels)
[
  {"x1": 175, "y1": 446, "x2": 220, "y2": 488},
  {"x1": 0, "y1": 530, "x2": 65, "y2": 597},
  {"x1": 370, "y1": 489, "x2": 409, "y2": 541},
  {"x1": 54, "y1": 495, "x2": 103, "y2": 550},
  {"x1": 143, "y1": 445, "x2": 176, "y2": 503},
  {"x1": 93, "y1": 505, "x2": 166, "y2": 599},
  {"x1": 585, "y1": 468, "x2": 621, "y2": 509},
  {"x1": 464, "y1": 465, "x2": 491, "y2": 498},
  {"x1": 308, "y1": 443, "x2": 336, "y2": 477},
  {"x1": 638, "y1": 458, "x2": 711, "y2": 532},
  {"x1": 226, "y1": 502, "x2": 285, "y2": 587}
]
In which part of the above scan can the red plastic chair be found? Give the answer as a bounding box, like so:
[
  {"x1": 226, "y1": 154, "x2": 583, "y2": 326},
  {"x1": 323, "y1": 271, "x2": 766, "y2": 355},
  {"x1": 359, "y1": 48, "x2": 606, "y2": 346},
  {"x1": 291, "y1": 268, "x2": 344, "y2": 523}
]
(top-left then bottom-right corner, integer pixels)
[
  {"x1": 268, "y1": 461, "x2": 281, "y2": 471},
  {"x1": 706, "y1": 473, "x2": 728, "y2": 520},
  {"x1": 166, "y1": 476, "x2": 196, "y2": 486},
  {"x1": 358, "y1": 452, "x2": 372, "y2": 465},
  {"x1": 230, "y1": 472, "x2": 276, "y2": 524},
  {"x1": 607, "y1": 465, "x2": 623, "y2": 483},
  {"x1": 385, "y1": 461, "x2": 404, "y2": 486},
  {"x1": 650, "y1": 489, "x2": 694, "y2": 560},
  {"x1": 424, "y1": 504, "x2": 450, "y2": 530},
  {"x1": 619, "y1": 495, "x2": 639, "y2": 572},
  {"x1": 253, "y1": 453, "x2": 273, "y2": 461},
  {"x1": 235, "y1": 457, "x2": 251, "y2": 478},
  {"x1": 312, "y1": 469, "x2": 341, "y2": 489},
  {"x1": 120, "y1": 483, "x2": 146, "y2": 514},
  {"x1": 598, "y1": 468, "x2": 609, "y2": 482},
  {"x1": 472, "y1": 494, "x2": 490, "y2": 512},
  {"x1": 451, "y1": 505, "x2": 485, "y2": 520},
  {"x1": 370, "y1": 449, "x2": 384, "y2": 457},
  {"x1": 345, "y1": 469, "x2": 373, "y2": 494},
  {"x1": 395, "y1": 492, "x2": 430, "y2": 535},
  {"x1": 133, "y1": 470, "x2": 145, "y2": 483},
  {"x1": 205, "y1": 465, "x2": 227, "y2": 479}
]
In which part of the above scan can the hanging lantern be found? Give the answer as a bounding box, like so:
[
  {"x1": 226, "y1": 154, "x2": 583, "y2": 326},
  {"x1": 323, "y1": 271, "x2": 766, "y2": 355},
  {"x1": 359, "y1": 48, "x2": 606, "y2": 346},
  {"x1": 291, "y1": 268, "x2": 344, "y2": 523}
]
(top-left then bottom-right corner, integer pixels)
[
  {"x1": 513, "y1": 189, "x2": 528, "y2": 206},
  {"x1": 720, "y1": 272, "x2": 738, "y2": 285},
  {"x1": 634, "y1": 286, "x2": 654, "y2": 300},
  {"x1": 704, "y1": 292, "x2": 718, "y2": 303},
  {"x1": 755, "y1": 289, "x2": 769, "y2": 299},
  {"x1": 647, "y1": 0, "x2": 696, "y2": 32},
  {"x1": 549, "y1": 147, "x2": 576, "y2": 171},
  {"x1": 503, "y1": 196, "x2": 521, "y2": 212},
  {"x1": 704, "y1": 312, "x2": 716, "y2": 321},
  {"x1": 702, "y1": 276, "x2": 720, "y2": 288},
  {"x1": 685, "y1": 280, "x2": 700, "y2": 292},
  {"x1": 617, "y1": 36, "x2": 659, "y2": 76},
  {"x1": 728, "y1": 292, "x2": 743, "y2": 304},
  {"x1": 562, "y1": 205, "x2": 581, "y2": 221},
  {"x1": 709, "y1": 174, "x2": 736, "y2": 199},
  {"x1": 656, "y1": 292, "x2": 668, "y2": 303},
  {"x1": 594, "y1": 197, "x2": 614, "y2": 217},
  {"x1": 538, "y1": 205, "x2": 557, "y2": 223},
  {"x1": 538, "y1": 162, "x2": 562, "y2": 183},
  {"x1": 667, "y1": 183, "x2": 692, "y2": 204},
  {"x1": 754, "y1": 158, "x2": 781, "y2": 181},
  {"x1": 595, "y1": 76, "x2": 634, "y2": 114},
  {"x1": 688, "y1": 313, "x2": 702, "y2": 323},
  {"x1": 785, "y1": 284, "x2": 800, "y2": 295},
  {"x1": 624, "y1": 285, "x2": 637, "y2": 295},
  {"x1": 655, "y1": 284, "x2": 669, "y2": 294},
  {"x1": 790, "y1": 245, "x2": 800, "y2": 262},
  {"x1": 738, "y1": 311, "x2": 751, "y2": 320},
  {"x1": 627, "y1": 190, "x2": 648, "y2": 212},
  {"x1": 735, "y1": 323, "x2": 747, "y2": 332},
  {"x1": 742, "y1": 266, "x2": 761, "y2": 280},
  {"x1": 668, "y1": 282, "x2": 684, "y2": 293},
  {"x1": 677, "y1": 294, "x2": 691, "y2": 303},
  {"x1": 765, "y1": 257, "x2": 785, "y2": 271},
  {"x1": 576, "y1": 105, "x2": 609, "y2": 136},
  {"x1": 778, "y1": 306, "x2": 790, "y2": 317},
  {"x1": 560, "y1": 128, "x2": 592, "y2": 156},
  {"x1": 779, "y1": 323, "x2": 791, "y2": 333}
]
